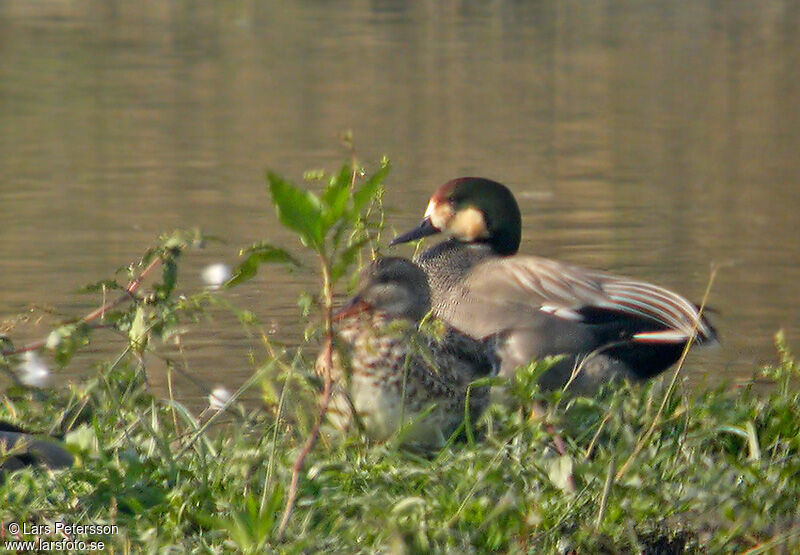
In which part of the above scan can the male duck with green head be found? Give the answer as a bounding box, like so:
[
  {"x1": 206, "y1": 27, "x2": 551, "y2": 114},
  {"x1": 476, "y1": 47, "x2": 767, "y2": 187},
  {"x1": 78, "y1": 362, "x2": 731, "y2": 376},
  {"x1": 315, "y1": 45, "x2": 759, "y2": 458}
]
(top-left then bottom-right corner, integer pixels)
[{"x1": 391, "y1": 177, "x2": 717, "y2": 394}]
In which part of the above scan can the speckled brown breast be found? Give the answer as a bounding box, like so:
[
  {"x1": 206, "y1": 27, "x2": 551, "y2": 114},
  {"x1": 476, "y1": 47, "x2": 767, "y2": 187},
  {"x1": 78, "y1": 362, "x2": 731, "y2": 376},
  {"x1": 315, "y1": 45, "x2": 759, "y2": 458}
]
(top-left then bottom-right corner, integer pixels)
[{"x1": 317, "y1": 311, "x2": 497, "y2": 447}]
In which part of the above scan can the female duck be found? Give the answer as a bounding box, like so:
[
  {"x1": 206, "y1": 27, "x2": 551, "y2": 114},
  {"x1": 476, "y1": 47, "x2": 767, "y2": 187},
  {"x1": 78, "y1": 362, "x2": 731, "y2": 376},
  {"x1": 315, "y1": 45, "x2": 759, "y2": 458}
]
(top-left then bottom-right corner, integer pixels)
[
  {"x1": 318, "y1": 257, "x2": 498, "y2": 447},
  {"x1": 391, "y1": 178, "x2": 717, "y2": 393}
]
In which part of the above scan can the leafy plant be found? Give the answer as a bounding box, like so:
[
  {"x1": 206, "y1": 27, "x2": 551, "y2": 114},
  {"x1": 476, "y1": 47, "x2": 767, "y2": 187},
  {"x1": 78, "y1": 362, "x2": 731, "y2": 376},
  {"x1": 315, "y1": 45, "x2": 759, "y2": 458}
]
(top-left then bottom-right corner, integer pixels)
[
  {"x1": 2, "y1": 229, "x2": 212, "y2": 381},
  {"x1": 228, "y1": 157, "x2": 389, "y2": 536}
]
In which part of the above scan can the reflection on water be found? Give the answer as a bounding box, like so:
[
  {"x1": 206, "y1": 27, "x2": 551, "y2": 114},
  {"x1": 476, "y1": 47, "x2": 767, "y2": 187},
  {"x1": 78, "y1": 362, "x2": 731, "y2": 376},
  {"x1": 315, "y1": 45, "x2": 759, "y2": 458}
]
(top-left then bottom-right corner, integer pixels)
[{"x1": 1, "y1": 0, "x2": 799, "y2": 405}]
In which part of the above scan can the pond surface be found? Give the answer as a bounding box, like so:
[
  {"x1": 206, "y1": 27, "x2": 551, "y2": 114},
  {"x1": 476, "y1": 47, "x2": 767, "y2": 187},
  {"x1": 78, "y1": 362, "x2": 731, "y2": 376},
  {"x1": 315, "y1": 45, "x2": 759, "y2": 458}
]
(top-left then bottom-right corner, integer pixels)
[{"x1": 1, "y1": 0, "x2": 799, "y2": 406}]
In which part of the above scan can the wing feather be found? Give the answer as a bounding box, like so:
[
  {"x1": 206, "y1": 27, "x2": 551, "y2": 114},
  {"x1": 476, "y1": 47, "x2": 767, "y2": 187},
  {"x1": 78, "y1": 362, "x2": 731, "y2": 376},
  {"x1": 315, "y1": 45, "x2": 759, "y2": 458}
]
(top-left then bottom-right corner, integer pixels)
[{"x1": 464, "y1": 256, "x2": 715, "y2": 343}]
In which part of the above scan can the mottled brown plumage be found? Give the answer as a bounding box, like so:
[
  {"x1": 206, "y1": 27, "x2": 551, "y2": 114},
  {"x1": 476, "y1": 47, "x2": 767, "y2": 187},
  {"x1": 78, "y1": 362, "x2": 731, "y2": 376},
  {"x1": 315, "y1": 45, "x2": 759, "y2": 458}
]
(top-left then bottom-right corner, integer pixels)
[{"x1": 317, "y1": 257, "x2": 499, "y2": 447}]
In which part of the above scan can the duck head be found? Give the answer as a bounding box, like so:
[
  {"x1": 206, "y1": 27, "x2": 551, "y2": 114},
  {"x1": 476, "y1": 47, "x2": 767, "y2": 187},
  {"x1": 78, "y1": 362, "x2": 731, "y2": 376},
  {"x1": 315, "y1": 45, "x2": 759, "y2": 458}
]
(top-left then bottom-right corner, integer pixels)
[
  {"x1": 334, "y1": 257, "x2": 432, "y2": 322},
  {"x1": 390, "y1": 177, "x2": 522, "y2": 256}
]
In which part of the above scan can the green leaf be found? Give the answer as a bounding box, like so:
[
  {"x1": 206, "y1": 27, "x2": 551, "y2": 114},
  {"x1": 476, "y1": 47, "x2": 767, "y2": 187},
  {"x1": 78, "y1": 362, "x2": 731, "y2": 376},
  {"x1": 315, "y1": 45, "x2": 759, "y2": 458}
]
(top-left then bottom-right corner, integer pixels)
[
  {"x1": 213, "y1": 492, "x2": 279, "y2": 551},
  {"x1": 297, "y1": 291, "x2": 314, "y2": 318},
  {"x1": 745, "y1": 421, "x2": 761, "y2": 461},
  {"x1": 330, "y1": 237, "x2": 370, "y2": 282},
  {"x1": 161, "y1": 233, "x2": 184, "y2": 251},
  {"x1": 267, "y1": 171, "x2": 323, "y2": 249},
  {"x1": 65, "y1": 425, "x2": 98, "y2": 453},
  {"x1": 303, "y1": 168, "x2": 326, "y2": 181},
  {"x1": 160, "y1": 229, "x2": 195, "y2": 251},
  {"x1": 321, "y1": 164, "x2": 352, "y2": 231},
  {"x1": 547, "y1": 455, "x2": 574, "y2": 493},
  {"x1": 352, "y1": 159, "x2": 390, "y2": 215},
  {"x1": 46, "y1": 323, "x2": 92, "y2": 366},
  {"x1": 228, "y1": 243, "x2": 301, "y2": 287},
  {"x1": 129, "y1": 306, "x2": 149, "y2": 354},
  {"x1": 76, "y1": 279, "x2": 123, "y2": 294},
  {"x1": 156, "y1": 259, "x2": 178, "y2": 299}
]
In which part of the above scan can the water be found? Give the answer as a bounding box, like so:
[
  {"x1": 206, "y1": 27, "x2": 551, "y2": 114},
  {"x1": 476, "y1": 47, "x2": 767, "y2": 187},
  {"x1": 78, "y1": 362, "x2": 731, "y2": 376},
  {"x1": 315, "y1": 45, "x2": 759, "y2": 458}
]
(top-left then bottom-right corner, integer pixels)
[{"x1": 1, "y1": 0, "x2": 799, "y2": 405}]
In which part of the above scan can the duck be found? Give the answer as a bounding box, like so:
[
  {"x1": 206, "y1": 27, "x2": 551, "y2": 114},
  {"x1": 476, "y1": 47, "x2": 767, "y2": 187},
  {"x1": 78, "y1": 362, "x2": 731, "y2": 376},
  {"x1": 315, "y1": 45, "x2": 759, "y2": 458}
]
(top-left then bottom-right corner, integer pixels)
[
  {"x1": 0, "y1": 421, "x2": 74, "y2": 474},
  {"x1": 317, "y1": 257, "x2": 499, "y2": 447},
  {"x1": 390, "y1": 177, "x2": 717, "y2": 394}
]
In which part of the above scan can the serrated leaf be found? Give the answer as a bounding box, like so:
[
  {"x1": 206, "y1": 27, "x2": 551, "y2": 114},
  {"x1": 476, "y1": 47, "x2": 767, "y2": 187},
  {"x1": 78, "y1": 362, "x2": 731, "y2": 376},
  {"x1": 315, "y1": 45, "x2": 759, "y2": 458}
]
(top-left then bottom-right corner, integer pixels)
[
  {"x1": 267, "y1": 171, "x2": 324, "y2": 248},
  {"x1": 321, "y1": 164, "x2": 352, "y2": 232},
  {"x1": 76, "y1": 279, "x2": 123, "y2": 294},
  {"x1": 227, "y1": 243, "x2": 301, "y2": 287}
]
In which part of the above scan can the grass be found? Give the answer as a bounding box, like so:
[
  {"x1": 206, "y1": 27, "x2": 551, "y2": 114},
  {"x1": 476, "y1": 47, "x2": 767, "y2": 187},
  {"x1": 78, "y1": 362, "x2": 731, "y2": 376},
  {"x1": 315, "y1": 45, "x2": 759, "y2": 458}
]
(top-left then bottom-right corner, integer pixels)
[
  {"x1": 2, "y1": 346, "x2": 799, "y2": 553},
  {"x1": 1, "y1": 159, "x2": 799, "y2": 553}
]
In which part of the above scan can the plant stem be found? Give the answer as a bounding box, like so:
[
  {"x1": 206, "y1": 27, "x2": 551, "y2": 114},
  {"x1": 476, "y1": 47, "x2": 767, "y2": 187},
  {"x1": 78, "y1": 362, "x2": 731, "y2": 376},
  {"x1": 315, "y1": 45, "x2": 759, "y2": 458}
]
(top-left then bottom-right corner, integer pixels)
[
  {"x1": 276, "y1": 255, "x2": 334, "y2": 539},
  {"x1": 1, "y1": 256, "x2": 163, "y2": 357}
]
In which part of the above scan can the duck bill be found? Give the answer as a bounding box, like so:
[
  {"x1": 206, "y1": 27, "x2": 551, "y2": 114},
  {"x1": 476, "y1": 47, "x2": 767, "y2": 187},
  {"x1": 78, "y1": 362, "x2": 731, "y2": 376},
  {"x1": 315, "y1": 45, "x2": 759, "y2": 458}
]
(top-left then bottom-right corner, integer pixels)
[
  {"x1": 333, "y1": 297, "x2": 372, "y2": 322},
  {"x1": 389, "y1": 217, "x2": 440, "y2": 246}
]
